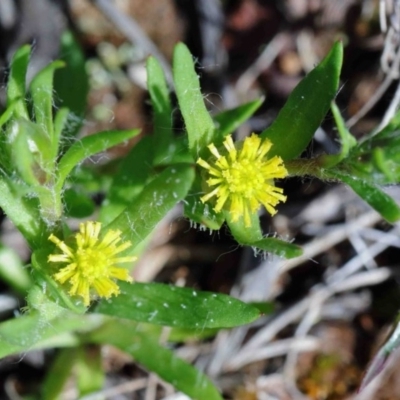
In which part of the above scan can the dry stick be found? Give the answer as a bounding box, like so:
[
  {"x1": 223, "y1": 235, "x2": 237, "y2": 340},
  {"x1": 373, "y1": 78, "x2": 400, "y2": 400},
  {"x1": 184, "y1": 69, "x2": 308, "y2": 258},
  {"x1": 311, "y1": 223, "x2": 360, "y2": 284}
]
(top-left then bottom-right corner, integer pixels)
[
  {"x1": 145, "y1": 374, "x2": 159, "y2": 400},
  {"x1": 207, "y1": 324, "x2": 249, "y2": 376},
  {"x1": 345, "y1": 69, "x2": 395, "y2": 128},
  {"x1": 90, "y1": 0, "x2": 173, "y2": 87},
  {"x1": 380, "y1": 0, "x2": 388, "y2": 32},
  {"x1": 346, "y1": 22, "x2": 400, "y2": 128},
  {"x1": 327, "y1": 224, "x2": 400, "y2": 285},
  {"x1": 296, "y1": 30, "x2": 321, "y2": 73},
  {"x1": 226, "y1": 269, "x2": 391, "y2": 370},
  {"x1": 227, "y1": 210, "x2": 393, "y2": 370},
  {"x1": 348, "y1": 230, "x2": 378, "y2": 270},
  {"x1": 228, "y1": 336, "x2": 319, "y2": 369},
  {"x1": 280, "y1": 210, "x2": 382, "y2": 274},
  {"x1": 282, "y1": 226, "x2": 399, "y2": 386},
  {"x1": 209, "y1": 210, "x2": 382, "y2": 374},
  {"x1": 377, "y1": 77, "x2": 400, "y2": 129},
  {"x1": 282, "y1": 269, "x2": 392, "y2": 386},
  {"x1": 235, "y1": 32, "x2": 288, "y2": 95},
  {"x1": 226, "y1": 297, "x2": 311, "y2": 370},
  {"x1": 353, "y1": 346, "x2": 400, "y2": 400},
  {"x1": 361, "y1": 225, "x2": 400, "y2": 245}
]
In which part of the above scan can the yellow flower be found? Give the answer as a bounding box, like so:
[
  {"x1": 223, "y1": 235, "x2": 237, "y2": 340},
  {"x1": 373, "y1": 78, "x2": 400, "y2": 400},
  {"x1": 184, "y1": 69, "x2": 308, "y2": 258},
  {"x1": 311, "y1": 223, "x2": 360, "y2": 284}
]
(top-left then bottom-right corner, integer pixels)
[
  {"x1": 197, "y1": 134, "x2": 288, "y2": 227},
  {"x1": 48, "y1": 221, "x2": 135, "y2": 306}
]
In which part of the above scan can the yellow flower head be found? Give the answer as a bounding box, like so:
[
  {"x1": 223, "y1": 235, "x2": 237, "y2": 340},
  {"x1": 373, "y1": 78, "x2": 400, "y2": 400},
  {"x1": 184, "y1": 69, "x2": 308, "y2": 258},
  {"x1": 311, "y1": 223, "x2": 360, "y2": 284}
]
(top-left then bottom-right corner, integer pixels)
[
  {"x1": 48, "y1": 221, "x2": 136, "y2": 306},
  {"x1": 197, "y1": 134, "x2": 288, "y2": 227}
]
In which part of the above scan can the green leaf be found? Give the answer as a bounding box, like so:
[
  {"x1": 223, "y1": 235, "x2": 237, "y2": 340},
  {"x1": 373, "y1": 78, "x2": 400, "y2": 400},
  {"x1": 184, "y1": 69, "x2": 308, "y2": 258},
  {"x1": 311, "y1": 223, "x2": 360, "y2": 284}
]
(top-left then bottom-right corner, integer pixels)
[
  {"x1": 42, "y1": 348, "x2": 78, "y2": 400},
  {"x1": 250, "y1": 301, "x2": 275, "y2": 314},
  {"x1": 96, "y1": 281, "x2": 260, "y2": 328},
  {"x1": 331, "y1": 102, "x2": 357, "y2": 156},
  {"x1": 6, "y1": 45, "x2": 30, "y2": 119},
  {"x1": 9, "y1": 119, "x2": 53, "y2": 184},
  {"x1": 99, "y1": 136, "x2": 154, "y2": 226},
  {"x1": 54, "y1": 30, "x2": 89, "y2": 137},
  {"x1": 168, "y1": 327, "x2": 218, "y2": 342},
  {"x1": 226, "y1": 212, "x2": 303, "y2": 259},
  {"x1": 261, "y1": 41, "x2": 343, "y2": 160},
  {"x1": 214, "y1": 98, "x2": 264, "y2": 139},
  {"x1": 76, "y1": 346, "x2": 104, "y2": 397},
  {"x1": 0, "y1": 244, "x2": 32, "y2": 294},
  {"x1": 56, "y1": 129, "x2": 140, "y2": 191},
  {"x1": 184, "y1": 193, "x2": 225, "y2": 230},
  {"x1": 31, "y1": 252, "x2": 87, "y2": 315},
  {"x1": 347, "y1": 111, "x2": 400, "y2": 185},
  {"x1": 320, "y1": 102, "x2": 357, "y2": 167},
  {"x1": 9, "y1": 121, "x2": 40, "y2": 185},
  {"x1": 53, "y1": 107, "x2": 70, "y2": 151},
  {"x1": 105, "y1": 163, "x2": 195, "y2": 245},
  {"x1": 63, "y1": 187, "x2": 95, "y2": 218},
  {"x1": 88, "y1": 320, "x2": 223, "y2": 400},
  {"x1": 0, "y1": 175, "x2": 46, "y2": 248},
  {"x1": 173, "y1": 43, "x2": 215, "y2": 156},
  {"x1": 0, "y1": 100, "x2": 19, "y2": 129},
  {"x1": 183, "y1": 176, "x2": 225, "y2": 230},
  {"x1": 371, "y1": 147, "x2": 397, "y2": 183},
  {"x1": 30, "y1": 60, "x2": 65, "y2": 141},
  {"x1": 331, "y1": 170, "x2": 400, "y2": 222},
  {"x1": 147, "y1": 56, "x2": 174, "y2": 165},
  {"x1": 0, "y1": 312, "x2": 99, "y2": 358}
]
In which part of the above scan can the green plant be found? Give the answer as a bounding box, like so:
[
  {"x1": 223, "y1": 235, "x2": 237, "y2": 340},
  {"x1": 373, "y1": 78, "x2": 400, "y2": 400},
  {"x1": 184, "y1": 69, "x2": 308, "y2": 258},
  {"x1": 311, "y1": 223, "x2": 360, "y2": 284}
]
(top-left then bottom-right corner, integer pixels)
[{"x1": 0, "y1": 34, "x2": 399, "y2": 399}]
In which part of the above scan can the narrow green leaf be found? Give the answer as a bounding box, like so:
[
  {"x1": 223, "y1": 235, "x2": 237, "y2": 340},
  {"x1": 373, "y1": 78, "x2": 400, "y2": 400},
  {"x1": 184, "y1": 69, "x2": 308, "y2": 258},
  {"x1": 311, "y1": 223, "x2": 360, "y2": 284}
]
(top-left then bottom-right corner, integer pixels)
[
  {"x1": 168, "y1": 327, "x2": 218, "y2": 342},
  {"x1": 76, "y1": 346, "x2": 104, "y2": 397},
  {"x1": 331, "y1": 102, "x2": 357, "y2": 156},
  {"x1": 88, "y1": 320, "x2": 223, "y2": 400},
  {"x1": 250, "y1": 301, "x2": 275, "y2": 314},
  {"x1": 10, "y1": 119, "x2": 53, "y2": 184},
  {"x1": 153, "y1": 135, "x2": 193, "y2": 165},
  {"x1": 9, "y1": 121, "x2": 40, "y2": 185},
  {"x1": 31, "y1": 252, "x2": 87, "y2": 315},
  {"x1": 214, "y1": 98, "x2": 264, "y2": 139},
  {"x1": 183, "y1": 176, "x2": 225, "y2": 230},
  {"x1": 0, "y1": 312, "x2": 99, "y2": 358},
  {"x1": 173, "y1": 43, "x2": 215, "y2": 155},
  {"x1": 99, "y1": 136, "x2": 154, "y2": 225},
  {"x1": 321, "y1": 102, "x2": 357, "y2": 167},
  {"x1": 0, "y1": 100, "x2": 19, "y2": 129},
  {"x1": 184, "y1": 194, "x2": 225, "y2": 230},
  {"x1": 226, "y1": 212, "x2": 303, "y2": 259},
  {"x1": 0, "y1": 244, "x2": 32, "y2": 294},
  {"x1": 53, "y1": 107, "x2": 70, "y2": 162},
  {"x1": 331, "y1": 170, "x2": 400, "y2": 222},
  {"x1": 147, "y1": 56, "x2": 174, "y2": 164},
  {"x1": 42, "y1": 348, "x2": 78, "y2": 400},
  {"x1": 30, "y1": 60, "x2": 65, "y2": 139},
  {"x1": 348, "y1": 111, "x2": 400, "y2": 185},
  {"x1": 56, "y1": 129, "x2": 140, "y2": 191},
  {"x1": 371, "y1": 147, "x2": 398, "y2": 183},
  {"x1": 53, "y1": 30, "x2": 88, "y2": 137},
  {"x1": 63, "y1": 188, "x2": 95, "y2": 218},
  {"x1": 0, "y1": 176, "x2": 46, "y2": 248},
  {"x1": 6, "y1": 45, "x2": 30, "y2": 119},
  {"x1": 261, "y1": 42, "x2": 343, "y2": 160},
  {"x1": 105, "y1": 164, "x2": 195, "y2": 245},
  {"x1": 96, "y1": 282, "x2": 260, "y2": 328}
]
